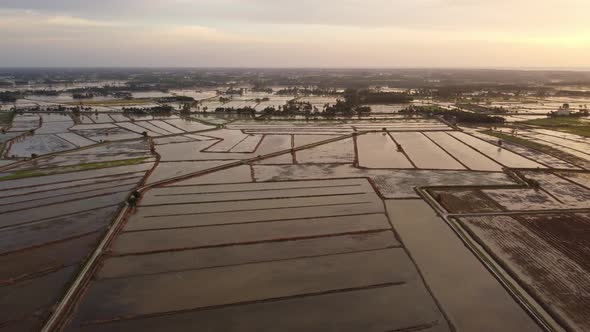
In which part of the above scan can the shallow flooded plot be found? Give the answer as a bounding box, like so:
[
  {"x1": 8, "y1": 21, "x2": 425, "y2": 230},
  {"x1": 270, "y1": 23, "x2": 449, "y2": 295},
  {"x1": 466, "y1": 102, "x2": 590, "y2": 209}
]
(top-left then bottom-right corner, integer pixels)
[
  {"x1": 449, "y1": 132, "x2": 544, "y2": 168},
  {"x1": 293, "y1": 134, "x2": 340, "y2": 148},
  {"x1": 64, "y1": 283, "x2": 449, "y2": 332},
  {"x1": 115, "y1": 214, "x2": 390, "y2": 254},
  {"x1": 155, "y1": 140, "x2": 218, "y2": 161},
  {"x1": 357, "y1": 132, "x2": 413, "y2": 168},
  {"x1": 7, "y1": 114, "x2": 39, "y2": 132},
  {"x1": 167, "y1": 165, "x2": 252, "y2": 185},
  {"x1": 153, "y1": 135, "x2": 195, "y2": 145},
  {"x1": 133, "y1": 121, "x2": 173, "y2": 135},
  {"x1": 205, "y1": 130, "x2": 249, "y2": 152},
  {"x1": 0, "y1": 266, "x2": 78, "y2": 331},
  {"x1": 100, "y1": 231, "x2": 396, "y2": 279},
  {"x1": 70, "y1": 123, "x2": 117, "y2": 130},
  {"x1": 296, "y1": 138, "x2": 354, "y2": 164},
  {"x1": 434, "y1": 189, "x2": 501, "y2": 213},
  {"x1": 0, "y1": 163, "x2": 153, "y2": 190},
  {"x1": 459, "y1": 214, "x2": 590, "y2": 331},
  {"x1": 149, "y1": 120, "x2": 184, "y2": 134},
  {"x1": 424, "y1": 132, "x2": 502, "y2": 171},
  {"x1": 521, "y1": 132, "x2": 590, "y2": 157},
  {"x1": 57, "y1": 132, "x2": 96, "y2": 147},
  {"x1": 229, "y1": 134, "x2": 262, "y2": 152},
  {"x1": 470, "y1": 131, "x2": 578, "y2": 169},
  {"x1": 253, "y1": 164, "x2": 515, "y2": 198},
  {"x1": 91, "y1": 113, "x2": 115, "y2": 123},
  {"x1": 482, "y1": 188, "x2": 563, "y2": 210},
  {"x1": 36, "y1": 119, "x2": 73, "y2": 134},
  {"x1": 390, "y1": 132, "x2": 464, "y2": 169},
  {"x1": 71, "y1": 127, "x2": 142, "y2": 141},
  {"x1": 560, "y1": 172, "x2": 590, "y2": 188},
  {"x1": 8, "y1": 134, "x2": 75, "y2": 157},
  {"x1": 116, "y1": 122, "x2": 161, "y2": 136},
  {"x1": 0, "y1": 191, "x2": 130, "y2": 228},
  {"x1": 108, "y1": 114, "x2": 130, "y2": 122},
  {"x1": 0, "y1": 207, "x2": 119, "y2": 255},
  {"x1": 146, "y1": 161, "x2": 232, "y2": 184},
  {"x1": 521, "y1": 171, "x2": 590, "y2": 208},
  {"x1": 62, "y1": 174, "x2": 451, "y2": 332},
  {"x1": 73, "y1": 249, "x2": 418, "y2": 322},
  {"x1": 254, "y1": 135, "x2": 293, "y2": 163},
  {"x1": 164, "y1": 118, "x2": 213, "y2": 132}
]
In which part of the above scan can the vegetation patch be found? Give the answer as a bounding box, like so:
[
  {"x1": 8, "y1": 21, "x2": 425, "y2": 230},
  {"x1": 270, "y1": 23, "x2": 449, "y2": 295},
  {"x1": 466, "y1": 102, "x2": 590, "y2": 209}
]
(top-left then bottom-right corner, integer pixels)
[
  {"x1": 0, "y1": 111, "x2": 14, "y2": 129},
  {"x1": 401, "y1": 106, "x2": 505, "y2": 124},
  {"x1": 0, "y1": 157, "x2": 149, "y2": 181},
  {"x1": 482, "y1": 130, "x2": 589, "y2": 167},
  {"x1": 65, "y1": 98, "x2": 154, "y2": 106},
  {"x1": 522, "y1": 117, "x2": 590, "y2": 137}
]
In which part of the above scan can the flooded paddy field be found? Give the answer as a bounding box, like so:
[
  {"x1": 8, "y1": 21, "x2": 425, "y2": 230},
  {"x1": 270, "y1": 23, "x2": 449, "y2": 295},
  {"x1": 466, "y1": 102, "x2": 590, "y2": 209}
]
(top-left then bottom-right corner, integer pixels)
[
  {"x1": 0, "y1": 141, "x2": 155, "y2": 331},
  {"x1": 457, "y1": 213, "x2": 590, "y2": 331},
  {"x1": 61, "y1": 178, "x2": 451, "y2": 332},
  {"x1": 3, "y1": 114, "x2": 589, "y2": 331},
  {"x1": 428, "y1": 167, "x2": 590, "y2": 330}
]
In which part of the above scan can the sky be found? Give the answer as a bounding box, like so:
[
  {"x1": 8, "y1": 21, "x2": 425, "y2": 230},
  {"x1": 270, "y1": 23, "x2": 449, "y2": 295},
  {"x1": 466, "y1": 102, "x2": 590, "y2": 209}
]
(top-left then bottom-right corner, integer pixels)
[{"x1": 0, "y1": 0, "x2": 589, "y2": 68}]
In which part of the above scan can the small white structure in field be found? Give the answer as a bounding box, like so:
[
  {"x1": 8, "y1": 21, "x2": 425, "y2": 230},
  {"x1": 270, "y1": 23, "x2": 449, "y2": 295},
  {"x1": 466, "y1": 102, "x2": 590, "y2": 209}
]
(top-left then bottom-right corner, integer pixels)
[{"x1": 555, "y1": 103, "x2": 572, "y2": 116}]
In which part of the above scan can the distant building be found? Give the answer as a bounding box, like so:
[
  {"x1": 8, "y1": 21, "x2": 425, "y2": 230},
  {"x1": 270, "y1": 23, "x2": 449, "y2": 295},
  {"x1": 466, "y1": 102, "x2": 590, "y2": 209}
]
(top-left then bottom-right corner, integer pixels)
[{"x1": 555, "y1": 103, "x2": 572, "y2": 116}]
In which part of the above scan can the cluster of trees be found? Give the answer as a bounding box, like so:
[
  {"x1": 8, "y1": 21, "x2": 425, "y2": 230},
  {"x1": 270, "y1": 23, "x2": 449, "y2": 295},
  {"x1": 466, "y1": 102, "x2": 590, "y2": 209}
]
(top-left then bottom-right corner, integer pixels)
[
  {"x1": 343, "y1": 89, "x2": 413, "y2": 105},
  {"x1": 251, "y1": 85, "x2": 273, "y2": 93},
  {"x1": 0, "y1": 91, "x2": 20, "y2": 103},
  {"x1": 555, "y1": 90, "x2": 590, "y2": 97},
  {"x1": 400, "y1": 106, "x2": 505, "y2": 124},
  {"x1": 66, "y1": 84, "x2": 165, "y2": 98},
  {"x1": 324, "y1": 100, "x2": 371, "y2": 116},
  {"x1": 157, "y1": 96, "x2": 195, "y2": 103},
  {"x1": 122, "y1": 105, "x2": 174, "y2": 115},
  {"x1": 275, "y1": 87, "x2": 340, "y2": 96},
  {"x1": 260, "y1": 100, "x2": 371, "y2": 117},
  {"x1": 73, "y1": 93, "x2": 94, "y2": 99},
  {"x1": 456, "y1": 103, "x2": 507, "y2": 114},
  {"x1": 214, "y1": 106, "x2": 256, "y2": 115}
]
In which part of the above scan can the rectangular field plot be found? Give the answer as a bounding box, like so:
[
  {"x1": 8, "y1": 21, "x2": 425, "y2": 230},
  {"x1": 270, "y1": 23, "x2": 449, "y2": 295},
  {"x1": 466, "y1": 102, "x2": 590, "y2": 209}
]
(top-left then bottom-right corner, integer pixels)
[
  {"x1": 149, "y1": 120, "x2": 184, "y2": 134},
  {"x1": 296, "y1": 138, "x2": 354, "y2": 164},
  {"x1": 164, "y1": 118, "x2": 213, "y2": 132},
  {"x1": 7, "y1": 134, "x2": 75, "y2": 157},
  {"x1": 114, "y1": 214, "x2": 391, "y2": 254},
  {"x1": 458, "y1": 214, "x2": 590, "y2": 331},
  {"x1": 56, "y1": 132, "x2": 95, "y2": 147},
  {"x1": 73, "y1": 249, "x2": 420, "y2": 321},
  {"x1": 449, "y1": 132, "x2": 544, "y2": 168},
  {"x1": 71, "y1": 127, "x2": 142, "y2": 141},
  {"x1": 132, "y1": 121, "x2": 172, "y2": 135},
  {"x1": 99, "y1": 231, "x2": 397, "y2": 279},
  {"x1": 521, "y1": 171, "x2": 590, "y2": 209},
  {"x1": 469, "y1": 131, "x2": 578, "y2": 169},
  {"x1": 357, "y1": 133, "x2": 413, "y2": 168},
  {"x1": 481, "y1": 188, "x2": 564, "y2": 211},
  {"x1": 390, "y1": 132, "x2": 464, "y2": 169},
  {"x1": 229, "y1": 134, "x2": 263, "y2": 153},
  {"x1": 64, "y1": 283, "x2": 449, "y2": 332},
  {"x1": 116, "y1": 122, "x2": 161, "y2": 136},
  {"x1": 205, "y1": 130, "x2": 250, "y2": 152},
  {"x1": 20, "y1": 173, "x2": 452, "y2": 331},
  {"x1": 424, "y1": 132, "x2": 502, "y2": 171}
]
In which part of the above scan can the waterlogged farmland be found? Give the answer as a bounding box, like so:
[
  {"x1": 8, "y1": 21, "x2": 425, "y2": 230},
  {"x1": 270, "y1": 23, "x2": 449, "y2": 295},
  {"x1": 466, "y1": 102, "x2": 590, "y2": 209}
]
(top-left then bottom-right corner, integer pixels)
[{"x1": 1, "y1": 70, "x2": 590, "y2": 332}]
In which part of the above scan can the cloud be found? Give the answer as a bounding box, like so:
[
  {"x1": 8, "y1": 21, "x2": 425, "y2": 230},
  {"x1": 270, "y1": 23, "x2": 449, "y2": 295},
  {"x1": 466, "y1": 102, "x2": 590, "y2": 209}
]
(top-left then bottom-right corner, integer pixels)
[{"x1": 0, "y1": 1, "x2": 589, "y2": 67}]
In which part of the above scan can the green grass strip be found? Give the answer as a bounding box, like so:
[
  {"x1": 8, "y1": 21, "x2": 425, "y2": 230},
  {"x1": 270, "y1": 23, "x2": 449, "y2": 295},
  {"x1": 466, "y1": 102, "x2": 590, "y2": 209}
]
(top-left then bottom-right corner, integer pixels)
[{"x1": 0, "y1": 157, "x2": 149, "y2": 181}]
